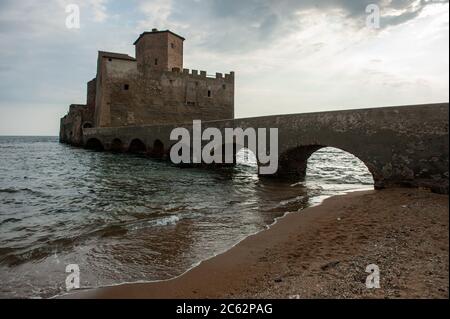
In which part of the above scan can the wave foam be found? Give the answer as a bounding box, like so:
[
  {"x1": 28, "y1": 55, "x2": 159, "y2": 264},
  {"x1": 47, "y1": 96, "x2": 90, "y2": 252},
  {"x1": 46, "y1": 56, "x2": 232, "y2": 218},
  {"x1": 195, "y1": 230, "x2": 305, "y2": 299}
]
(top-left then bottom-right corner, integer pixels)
[{"x1": 154, "y1": 215, "x2": 180, "y2": 227}]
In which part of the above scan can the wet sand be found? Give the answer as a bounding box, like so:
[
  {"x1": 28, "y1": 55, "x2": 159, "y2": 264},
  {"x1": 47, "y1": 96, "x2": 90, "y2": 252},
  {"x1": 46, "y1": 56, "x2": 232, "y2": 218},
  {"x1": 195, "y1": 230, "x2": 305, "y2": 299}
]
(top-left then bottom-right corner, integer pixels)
[{"x1": 65, "y1": 188, "x2": 449, "y2": 299}]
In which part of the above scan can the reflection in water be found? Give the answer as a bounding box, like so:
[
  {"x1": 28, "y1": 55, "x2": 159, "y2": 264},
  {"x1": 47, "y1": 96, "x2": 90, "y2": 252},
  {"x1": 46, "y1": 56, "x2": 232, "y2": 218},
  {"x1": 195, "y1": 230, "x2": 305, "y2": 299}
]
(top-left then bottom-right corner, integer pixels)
[{"x1": 0, "y1": 137, "x2": 373, "y2": 298}]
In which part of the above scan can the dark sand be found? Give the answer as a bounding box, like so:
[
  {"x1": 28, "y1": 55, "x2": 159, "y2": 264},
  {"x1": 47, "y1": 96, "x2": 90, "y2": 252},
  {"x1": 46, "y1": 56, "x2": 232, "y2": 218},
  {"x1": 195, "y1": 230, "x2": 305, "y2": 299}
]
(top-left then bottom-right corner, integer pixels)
[{"x1": 65, "y1": 188, "x2": 449, "y2": 299}]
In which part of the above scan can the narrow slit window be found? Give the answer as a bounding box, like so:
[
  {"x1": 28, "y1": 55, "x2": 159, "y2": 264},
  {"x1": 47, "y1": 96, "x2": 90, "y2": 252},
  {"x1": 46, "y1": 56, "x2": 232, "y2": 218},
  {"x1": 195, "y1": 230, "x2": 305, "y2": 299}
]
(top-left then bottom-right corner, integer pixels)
[
  {"x1": 207, "y1": 90, "x2": 211, "y2": 97},
  {"x1": 154, "y1": 58, "x2": 158, "y2": 65},
  {"x1": 124, "y1": 84, "x2": 129, "y2": 90}
]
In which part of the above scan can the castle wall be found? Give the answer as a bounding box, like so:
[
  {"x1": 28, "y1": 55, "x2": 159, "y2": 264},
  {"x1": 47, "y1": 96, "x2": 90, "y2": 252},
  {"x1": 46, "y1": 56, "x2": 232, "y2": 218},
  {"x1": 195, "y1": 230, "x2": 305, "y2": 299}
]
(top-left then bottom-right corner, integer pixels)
[
  {"x1": 60, "y1": 80, "x2": 96, "y2": 144},
  {"x1": 96, "y1": 57, "x2": 234, "y2": 127},
  {"x1": 59, "y1": 104, "x2": 91, "y2": 145},
  {"x1": 166, "y1": 33, "x2": 184, "y2": 72},
  {"x1": 94, "y1": 54, "x2": 108, "y2": 127},
  {"x1": 86, "y1": 78, "x2": 96, "y2": 113},
  {"x1": 93, "y1": 52, "x2": 139, "y2": 127}
]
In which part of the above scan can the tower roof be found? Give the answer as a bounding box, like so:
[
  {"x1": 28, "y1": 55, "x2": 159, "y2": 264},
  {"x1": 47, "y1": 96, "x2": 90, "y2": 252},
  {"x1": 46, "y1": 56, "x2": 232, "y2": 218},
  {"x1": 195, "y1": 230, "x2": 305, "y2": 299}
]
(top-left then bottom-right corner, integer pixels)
[
  {"x1": 133, "y1": 30, "x2": 185, "y2": 45},
  {"x1": 98, "y1": 51, "x2": 136, "y2": 61}
]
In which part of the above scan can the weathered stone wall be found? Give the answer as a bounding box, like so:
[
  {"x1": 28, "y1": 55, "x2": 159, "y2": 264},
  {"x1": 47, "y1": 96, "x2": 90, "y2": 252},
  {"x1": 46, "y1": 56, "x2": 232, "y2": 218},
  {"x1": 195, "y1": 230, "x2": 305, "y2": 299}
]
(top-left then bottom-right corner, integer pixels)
[
  {"x1": 97, "y1": 57, "x2": 234, "y2": 127},
  {"x1": 60, "y1": 77, "x2": 97, "y2": 145},
  {"x1": 82, "y1": 103, "x2": 449, "y2": 194},
  {"x1": 167, "y1": 33, "x2": 183, "y2": 72},
  {"x1": 135, "y1": 31, "x2": 184, "y2": 73},
  {"x1": 59, "y1": 104, "x2": 93, "y2": 145},
  {"x1": 86, "y1": 78, "x2": 96, "y2": 112},
  {"x1": 93, "y1": 52, "x2": 136, "y2": 128}
]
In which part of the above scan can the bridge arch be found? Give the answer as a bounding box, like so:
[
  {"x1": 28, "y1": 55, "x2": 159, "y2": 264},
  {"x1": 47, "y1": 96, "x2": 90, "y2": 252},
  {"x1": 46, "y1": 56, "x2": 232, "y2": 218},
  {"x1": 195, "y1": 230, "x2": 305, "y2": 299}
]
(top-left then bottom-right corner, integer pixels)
[
  {"x1": 306, "y1": 146, "x2": 374, "y2": 185},
  {"x1": 85, "y1": 138, "x2": 104, "y2": 151},
  {"x1": 110, "y1": 138, "x2": 124, "y2": 153},
  {"x1": 277, "y1": 144, "x2": 379, "y2": 187},
  {"x1": 128, "y1": 138, "x2": 146, "y2": 154},
  {"x1": 151, "y1": 139, "x2": 165, "y2": 158}
]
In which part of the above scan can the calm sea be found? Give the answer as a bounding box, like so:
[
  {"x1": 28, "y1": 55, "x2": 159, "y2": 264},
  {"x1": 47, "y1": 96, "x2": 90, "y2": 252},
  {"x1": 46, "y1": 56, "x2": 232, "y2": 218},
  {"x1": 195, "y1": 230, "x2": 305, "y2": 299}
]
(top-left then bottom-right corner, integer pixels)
[{"x1": 0, "y1": 136, "x2": 373, "y2": 298}]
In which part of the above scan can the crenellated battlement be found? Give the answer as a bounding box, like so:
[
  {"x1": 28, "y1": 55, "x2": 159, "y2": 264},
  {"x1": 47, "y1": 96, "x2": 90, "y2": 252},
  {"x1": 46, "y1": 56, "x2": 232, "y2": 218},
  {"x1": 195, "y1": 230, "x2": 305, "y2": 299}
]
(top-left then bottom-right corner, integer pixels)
[{"x1": 172, "y1": 68, "x2": 234, "y2": 82}]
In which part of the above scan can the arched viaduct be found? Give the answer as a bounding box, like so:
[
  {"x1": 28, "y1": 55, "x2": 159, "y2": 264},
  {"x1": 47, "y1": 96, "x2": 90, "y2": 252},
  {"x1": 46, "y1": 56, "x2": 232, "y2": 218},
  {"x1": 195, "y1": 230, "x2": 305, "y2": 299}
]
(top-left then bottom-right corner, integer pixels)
[{"x1": 81, "y1": 103, "x2": 449, "y2": 194}]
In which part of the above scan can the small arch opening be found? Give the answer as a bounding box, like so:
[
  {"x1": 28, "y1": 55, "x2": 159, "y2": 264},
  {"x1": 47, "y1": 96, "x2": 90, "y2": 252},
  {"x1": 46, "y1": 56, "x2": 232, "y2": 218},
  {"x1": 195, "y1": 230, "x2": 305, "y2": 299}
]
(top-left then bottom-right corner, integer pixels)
[
  {"x1": 128, "y1": 139, "x2": 146, "y2": 154},
  {"x1": 151, "y1": 139, "x2": 165, "y2": 158},
  {"x1": 110, "y1": 138, "x2": 124, "y2": 153},
  {"x1": 82, "y1": 122, "x2": 93, "y2": 129},
  {"x1": 85, "y1": 138, "x2": 104, "y2": 151}
]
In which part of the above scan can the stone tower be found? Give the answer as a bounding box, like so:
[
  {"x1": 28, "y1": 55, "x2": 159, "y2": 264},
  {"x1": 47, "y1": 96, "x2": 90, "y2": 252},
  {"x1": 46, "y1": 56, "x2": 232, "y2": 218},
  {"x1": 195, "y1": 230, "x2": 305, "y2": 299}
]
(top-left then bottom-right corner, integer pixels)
[{"x1": 134, "y1": 29, "x2": 185, "y2": 72}]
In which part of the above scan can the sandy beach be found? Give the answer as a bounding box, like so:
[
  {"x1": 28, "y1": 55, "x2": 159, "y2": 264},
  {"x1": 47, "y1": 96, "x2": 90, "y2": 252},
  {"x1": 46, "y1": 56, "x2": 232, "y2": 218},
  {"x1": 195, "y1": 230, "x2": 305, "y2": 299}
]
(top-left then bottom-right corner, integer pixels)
[{"x1": 65, "y1": 188, "x2": 449, "y2": 299}]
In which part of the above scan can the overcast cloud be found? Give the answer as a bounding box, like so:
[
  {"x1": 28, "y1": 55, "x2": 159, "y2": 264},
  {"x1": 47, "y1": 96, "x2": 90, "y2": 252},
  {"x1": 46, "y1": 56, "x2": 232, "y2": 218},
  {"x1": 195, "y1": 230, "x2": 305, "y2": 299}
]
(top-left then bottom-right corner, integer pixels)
[{"x1": 0, "y1": 0, "x2": 448, "y2": 135}]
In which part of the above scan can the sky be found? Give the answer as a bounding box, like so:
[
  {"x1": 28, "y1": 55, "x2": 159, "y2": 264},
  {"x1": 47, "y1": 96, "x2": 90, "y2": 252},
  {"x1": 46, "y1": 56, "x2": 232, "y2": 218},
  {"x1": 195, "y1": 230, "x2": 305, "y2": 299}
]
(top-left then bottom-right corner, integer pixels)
[{"x1": 0, "y1": 0, "x2": 448, "y2": 135}]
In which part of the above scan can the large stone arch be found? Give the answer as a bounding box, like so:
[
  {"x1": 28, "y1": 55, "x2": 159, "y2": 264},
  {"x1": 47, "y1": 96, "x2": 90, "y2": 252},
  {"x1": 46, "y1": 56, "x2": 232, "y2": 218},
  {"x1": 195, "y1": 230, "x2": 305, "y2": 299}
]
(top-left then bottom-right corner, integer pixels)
[
  {"x1": 235, "y1": 105, "x2": 448, "y2": 192},
  {"x1": 277, "y1": 144, "x2": 378, "y2": 186}
]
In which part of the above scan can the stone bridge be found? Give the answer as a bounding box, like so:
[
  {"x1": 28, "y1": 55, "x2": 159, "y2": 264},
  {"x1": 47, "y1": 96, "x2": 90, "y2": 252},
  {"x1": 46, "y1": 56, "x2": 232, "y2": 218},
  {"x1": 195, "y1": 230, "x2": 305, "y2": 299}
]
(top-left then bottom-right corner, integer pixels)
[{"x1": 81, "y1": 103, "x2": 449, "y2": 194}]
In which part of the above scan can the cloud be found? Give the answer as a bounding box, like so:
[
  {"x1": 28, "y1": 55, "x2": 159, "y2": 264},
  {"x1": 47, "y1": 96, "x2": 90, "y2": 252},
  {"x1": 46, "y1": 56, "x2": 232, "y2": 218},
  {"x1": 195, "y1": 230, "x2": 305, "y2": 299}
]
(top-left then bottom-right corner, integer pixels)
[
  {"x1": 88, "y1": 0, "x2": 109, "y2": 22},
  {"x1": 136, "y1": 0, "x2": 448, "y2": 53},
  {"x1": 0, "y1": 0, "x2": 130, "y2": 110},
  {"x1": 138, "y1": 0, "x2": 172, "y2": 26},
  {"x1": 0, "y1": 0, "x2": 447, "y2": 134}
]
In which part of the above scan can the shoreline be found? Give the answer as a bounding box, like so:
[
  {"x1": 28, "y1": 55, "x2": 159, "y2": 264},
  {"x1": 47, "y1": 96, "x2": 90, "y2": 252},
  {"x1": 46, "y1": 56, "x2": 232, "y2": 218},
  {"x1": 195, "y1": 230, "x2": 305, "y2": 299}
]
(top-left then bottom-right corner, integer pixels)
[{"x1": 63, "y1": 188, "x2": 449, "y2": 299}]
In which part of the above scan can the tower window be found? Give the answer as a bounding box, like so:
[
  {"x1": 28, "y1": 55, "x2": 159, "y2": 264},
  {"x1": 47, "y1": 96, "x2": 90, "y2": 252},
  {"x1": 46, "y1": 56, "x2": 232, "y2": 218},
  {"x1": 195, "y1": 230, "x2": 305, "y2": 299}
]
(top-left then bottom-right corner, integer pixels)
[
  {"x1": 171, "y1": 43, "x2": 175, "y2": 49},
  {"x1": 124, "y1": 84, "x2": 129, "y2": 90},
  {"x1": 207, "y1": 90, "x2": 211, "y2": 97},
  {"x1": 108, "y1": 58, "x2": 112, "y2": 61},
  {"x1": 154, "y1": 58, "x2": 158, "y2": 65},
  {"x1": 222, "y1": 84, "x2": 226, "y2": 89}
]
